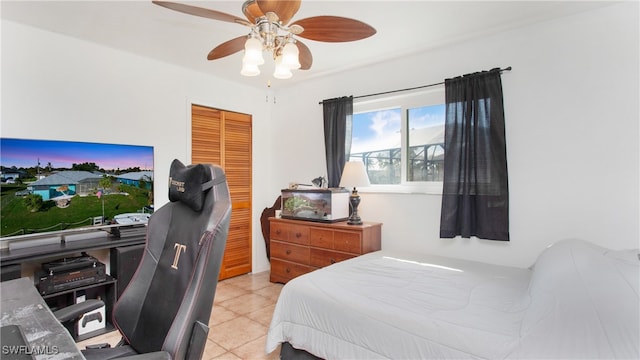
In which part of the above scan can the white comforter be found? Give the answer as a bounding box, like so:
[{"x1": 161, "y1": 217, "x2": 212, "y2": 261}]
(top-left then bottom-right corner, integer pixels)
[{"x1": 266, "y1": 239, "x2": 639, "y2": 359}]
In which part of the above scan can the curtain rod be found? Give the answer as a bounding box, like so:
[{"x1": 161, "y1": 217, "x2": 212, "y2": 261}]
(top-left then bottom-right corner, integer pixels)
[{"x1": 318, "y1": 66, "x2": 512, "y2": 105}]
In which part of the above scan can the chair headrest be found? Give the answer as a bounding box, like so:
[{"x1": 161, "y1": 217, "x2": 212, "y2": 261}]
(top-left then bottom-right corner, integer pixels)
[{"x1": 168, "y1": 159, "x2": 214, "y2": 212}]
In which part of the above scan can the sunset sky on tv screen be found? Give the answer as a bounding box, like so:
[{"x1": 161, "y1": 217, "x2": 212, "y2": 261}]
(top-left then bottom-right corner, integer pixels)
[{"x1": 0, "y1": 138, "x2": 153, "y2": 171}]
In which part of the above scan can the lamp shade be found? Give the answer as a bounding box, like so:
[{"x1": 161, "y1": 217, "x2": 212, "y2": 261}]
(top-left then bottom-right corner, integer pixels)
[{"x1": 339, "y1": 161, "x2": 370, "y2": 189}]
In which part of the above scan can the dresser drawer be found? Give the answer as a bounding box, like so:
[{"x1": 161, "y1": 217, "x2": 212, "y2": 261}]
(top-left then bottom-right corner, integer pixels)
[
  {"x1": 271, "y1": 223, "x2": 310, "y2": 245},
  {"x1": 287, "y1": 225, "x2": 310, "y2": 245},
  {"x1": 270, "y1": 222, "x2": 289, "y2": 241},
  {"x1": 271, "y1": 240, "x2": 310, "y2": 265},
  {"x1": 270, "y1": 259, "x2": 315, "y2": 283},
  {"x1": 310, "y1": 228, "x2": 334, "y2": 249},
  {"x1": 310, "y1": 248, "x2": 356, "y2": 268},
  {"x1": 334, "y1": 231, "x2": 362, "y2": 253}
]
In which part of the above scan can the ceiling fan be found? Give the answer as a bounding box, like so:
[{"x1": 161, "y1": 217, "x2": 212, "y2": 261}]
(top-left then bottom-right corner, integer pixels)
[{"x1": 152, "y1": 0, "x2": 376, "y2": 78}]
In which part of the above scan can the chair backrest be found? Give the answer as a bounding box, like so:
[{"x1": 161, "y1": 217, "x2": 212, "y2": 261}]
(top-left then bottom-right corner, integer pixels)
[{"x1": 112, "y1": 159, "x2": 231, "y2": 359}]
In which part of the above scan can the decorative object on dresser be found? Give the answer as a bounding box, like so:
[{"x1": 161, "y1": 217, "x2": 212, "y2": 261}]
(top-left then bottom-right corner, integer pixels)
[
  {"x1": 260, "y1": 195, "x2": 282, "y2": 260},
  {"x1": 281, "y1": 188, "x2": 349, "y2": 223},
  {"x1": 339, "y1": 161, "x2": 371, "y2": 225},
  {"x1": 269, "y1": 217, "x2": 381, "y2": 283}
]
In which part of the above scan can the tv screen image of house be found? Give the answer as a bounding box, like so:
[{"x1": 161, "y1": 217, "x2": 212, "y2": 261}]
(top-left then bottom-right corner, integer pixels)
[{"x1": 0, "y1": 138, "x2": 154, "y2": 238}]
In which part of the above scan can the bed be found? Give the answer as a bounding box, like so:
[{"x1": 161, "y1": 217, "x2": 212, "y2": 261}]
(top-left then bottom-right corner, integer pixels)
[{"x1": 266, "y1": 239, "x2": 639, "y2": 359}]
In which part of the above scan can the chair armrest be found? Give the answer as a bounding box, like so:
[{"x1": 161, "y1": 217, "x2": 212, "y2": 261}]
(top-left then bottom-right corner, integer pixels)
[
  {"x1": 186, "y1": 321, "x2": 209, "y2": 360},
  {"x1": 53, "y1": 299, "x2": 104, "y2": 322},
  {"x1": 117, "y1": 351, "x2": 172, "y2": 360}
]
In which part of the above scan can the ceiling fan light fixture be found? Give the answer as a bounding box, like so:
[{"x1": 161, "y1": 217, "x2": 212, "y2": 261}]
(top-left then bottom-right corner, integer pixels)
[
  {"x1": 241, "y1": 62, "x2": 261, "y2": 76},
  {"x1": 152, "y1": 1, "x2": 377, "y2": 81},
  {"x1": 273, "y1": 56, "x2": 293, "y2": 79},
  {"x1": 281, "y1": 41, "x2": 301, "y2": 69},
  {"x1": 242, "y1": 36, "x2": 265, "y2": 66}
]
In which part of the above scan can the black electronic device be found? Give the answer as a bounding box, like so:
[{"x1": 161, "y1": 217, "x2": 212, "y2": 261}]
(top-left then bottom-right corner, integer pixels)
[{"x1": 37, "y1": 254, "x2": 107, "y2": 295}]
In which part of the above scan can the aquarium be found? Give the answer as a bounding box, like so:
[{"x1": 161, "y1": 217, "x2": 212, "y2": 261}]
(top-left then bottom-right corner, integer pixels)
[{"x1": 281, "y1": 188, "x2": 349, "y2": 223}]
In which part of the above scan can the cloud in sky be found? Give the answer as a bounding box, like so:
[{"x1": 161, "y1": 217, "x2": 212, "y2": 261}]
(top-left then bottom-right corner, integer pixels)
[{"x1": 351, "y1": 104, "x2": 445, "y2": 154}]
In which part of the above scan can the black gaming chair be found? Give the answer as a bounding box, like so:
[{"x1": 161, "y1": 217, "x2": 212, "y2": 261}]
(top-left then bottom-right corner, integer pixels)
[{"x1": 80, "y1": 159, "x2": 231, "y2": 360}]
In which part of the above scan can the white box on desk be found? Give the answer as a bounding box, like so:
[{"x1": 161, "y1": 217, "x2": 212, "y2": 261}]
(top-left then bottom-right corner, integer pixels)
[{"x1": 76, "y1": 294, "x2": 106, "y2": 336}]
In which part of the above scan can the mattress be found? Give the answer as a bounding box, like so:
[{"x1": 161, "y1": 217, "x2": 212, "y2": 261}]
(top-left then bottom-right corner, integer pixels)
[
  {"x1": 266, "y1": 250, "x2": 532, "y2": 359},
  {"x1": 266, "y1": 239, "x2": 639, "y2": 359}
]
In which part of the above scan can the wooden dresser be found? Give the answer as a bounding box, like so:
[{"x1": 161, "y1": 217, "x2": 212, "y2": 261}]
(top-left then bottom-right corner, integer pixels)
[{"x1": 269, "y1": 217, "x2": 382, "y2": 283}]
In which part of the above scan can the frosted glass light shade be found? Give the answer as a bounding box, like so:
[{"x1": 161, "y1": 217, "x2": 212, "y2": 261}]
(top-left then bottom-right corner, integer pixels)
[
  {"x1": 242, "y1": 37, "x2": 264, "y2": 66},
  {"x1": 273, "y1": 56, "x2": 293, "y2": 79},
  {"x1": 281, "y1": 42, "x2": 301, "y2": 69},
  {"x1": 240, "y1": 62, "x2": 260, "y2": 76}
]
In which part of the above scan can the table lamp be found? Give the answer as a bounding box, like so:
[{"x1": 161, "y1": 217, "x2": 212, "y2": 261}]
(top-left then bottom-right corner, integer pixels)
[{"x1": 339, "y1": 161, "x2": 371, "y2": 225}]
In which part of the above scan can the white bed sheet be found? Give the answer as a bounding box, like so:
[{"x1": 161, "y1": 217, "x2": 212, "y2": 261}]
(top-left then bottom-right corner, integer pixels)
[{"x1": 266, "y1": 250, "x2": 532, "y2": 359}]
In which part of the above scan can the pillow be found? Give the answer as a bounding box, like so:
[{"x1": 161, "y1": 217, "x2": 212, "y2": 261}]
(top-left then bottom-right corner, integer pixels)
[
  {"x1": 168, "y1": 159, "x2": 212, "y2": 212},
  {"x1": 516, "y1": 239, "x2": 640, "y2": 358}
]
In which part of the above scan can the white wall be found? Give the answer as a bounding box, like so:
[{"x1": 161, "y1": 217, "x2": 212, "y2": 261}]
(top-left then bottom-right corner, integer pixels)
[
  {"x1": 1, "y1": 20, "x2": 274, "y2": 273},
  {"x1": 2, "y1": 2, "x2": 638, "y2": 272},
  {"x1": 270, "y1": 2, "x2": 639, "y2": 267}
]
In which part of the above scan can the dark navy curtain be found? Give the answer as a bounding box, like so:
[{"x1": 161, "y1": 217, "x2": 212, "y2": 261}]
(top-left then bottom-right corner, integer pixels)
[
  {"x1": 323, "y1": 96, "x2": 353, "y2": 187},
  {"x1": 440, "y1": 68, "x2": 509, "y2": 241}
]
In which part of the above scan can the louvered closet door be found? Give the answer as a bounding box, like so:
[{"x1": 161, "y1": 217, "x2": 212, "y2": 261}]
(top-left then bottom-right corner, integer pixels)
[{"x1": 191, "y1": 104, "x2": 252, "y2": 280}]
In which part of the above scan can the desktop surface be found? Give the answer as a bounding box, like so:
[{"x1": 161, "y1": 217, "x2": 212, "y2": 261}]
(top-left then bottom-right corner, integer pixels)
[{"x1": 1, "y1": 277, "x2": 85, "y2": 360}]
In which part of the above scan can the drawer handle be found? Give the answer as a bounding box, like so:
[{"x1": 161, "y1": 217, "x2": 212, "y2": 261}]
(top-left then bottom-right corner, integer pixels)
[
  {"x1": 286, "y1": 268, "x2": 291, "y2": 273},
  {"x1": 295, "y1": 232, "x2": 302, "y2": 238},
  {"x1": 330, "y1": 258, "x2": 336, "y2": 264},
  {"x1": 276, "y1": 229, "x2": 281, "y2": 235},
  {"x1": 286, "y1": 249, "x2": 291, "y2": 255}
]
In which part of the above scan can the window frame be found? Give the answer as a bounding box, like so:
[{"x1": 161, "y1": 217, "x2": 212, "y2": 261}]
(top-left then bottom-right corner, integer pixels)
[{"x1": 351, "y1": 87, "x2": 445, "y2": 195}]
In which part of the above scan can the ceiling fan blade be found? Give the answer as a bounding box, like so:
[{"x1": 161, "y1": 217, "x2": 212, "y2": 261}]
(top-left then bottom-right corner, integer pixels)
[
  {"x1": 207, "y1": 36, "x2": 247, "y2": 61},
  {"x1": 257, "y1": 0, "x2": 301, "y2": 25},
  {"x1": 242, "y1": 0, "x2": 263, "y2": 24},
  {"x1": 152, "y1": 1, "x2": 251, "y2": 26},
  {"x1": 291, "y1": 16, "x2": 376, "y2": 42},
  {"x1": 295, "y1": 40, "x2": 313, "y2": 70}
]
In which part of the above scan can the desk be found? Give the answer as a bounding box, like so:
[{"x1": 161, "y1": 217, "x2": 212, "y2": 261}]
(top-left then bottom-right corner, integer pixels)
[
  {"x1": 1, "y1": 278, "x2": 85, "y2": 360},
  {"x1": 0, "y1": 228, "x2": 146, "y2": 267}
]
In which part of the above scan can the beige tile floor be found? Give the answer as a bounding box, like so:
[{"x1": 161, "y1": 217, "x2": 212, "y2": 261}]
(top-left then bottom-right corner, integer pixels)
[{"x1": 77, "y1": 271, "x2": 283, "y2": 359}]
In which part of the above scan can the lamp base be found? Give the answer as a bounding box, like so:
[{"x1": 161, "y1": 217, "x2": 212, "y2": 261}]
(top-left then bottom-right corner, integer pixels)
[{"x1": 347, "y1": 188, "x2": 362, "y2": 225}]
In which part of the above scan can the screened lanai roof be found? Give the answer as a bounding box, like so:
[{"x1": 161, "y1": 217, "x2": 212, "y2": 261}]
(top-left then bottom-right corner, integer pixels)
[{"x1": 350, "y1": 125, "x2": 444, "y2": 155}]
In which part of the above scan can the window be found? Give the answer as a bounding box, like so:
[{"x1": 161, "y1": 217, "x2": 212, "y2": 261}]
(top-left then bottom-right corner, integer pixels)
[
  {"x1": 350, "y1": 108, "x2": 402, "y2": 184},
  {"x1": 348, "y1": 89, "x2": 445, "y2": 193}
]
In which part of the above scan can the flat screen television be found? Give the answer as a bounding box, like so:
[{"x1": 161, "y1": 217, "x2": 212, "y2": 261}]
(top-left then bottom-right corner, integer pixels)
[{"x1": 0, "y1": 138, "x2": 154, "y2": 242}]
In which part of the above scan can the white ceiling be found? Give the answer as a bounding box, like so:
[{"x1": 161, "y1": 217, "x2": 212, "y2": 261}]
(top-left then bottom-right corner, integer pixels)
[{"x1": 1, "y1": 1, "x2": 615, "y2": 89}]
